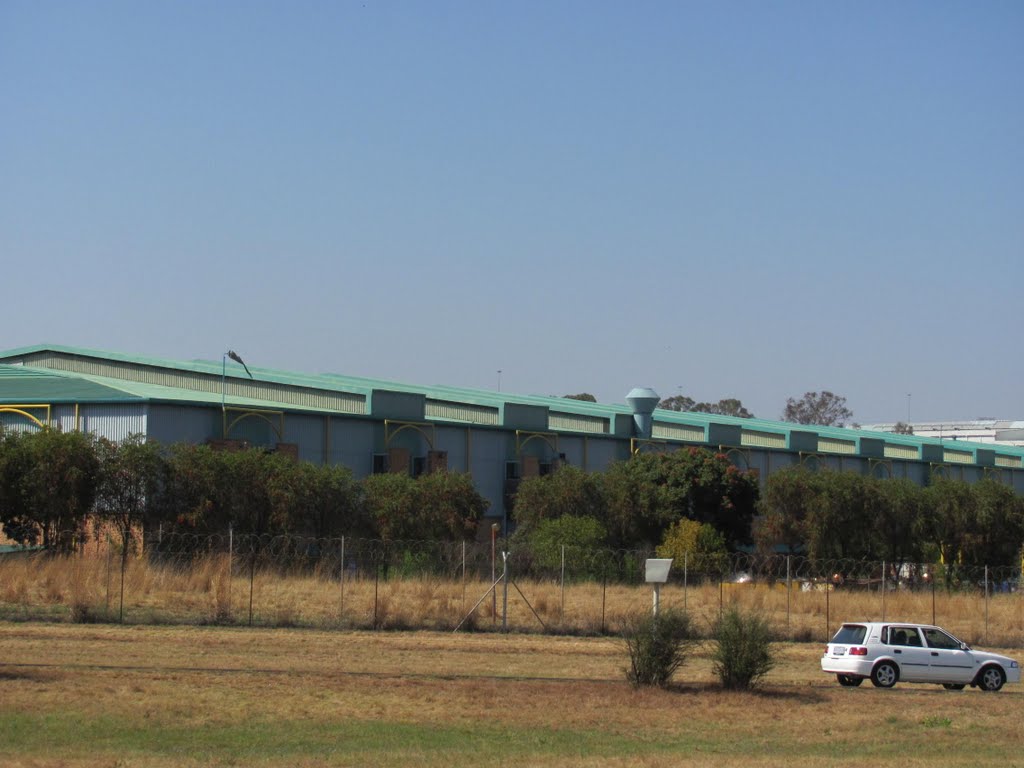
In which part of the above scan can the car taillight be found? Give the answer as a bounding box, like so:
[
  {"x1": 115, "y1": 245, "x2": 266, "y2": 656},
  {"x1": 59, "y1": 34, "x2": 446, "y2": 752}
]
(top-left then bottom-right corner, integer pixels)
[
  {"x1": 849, "y1": 647, "x2": 868, "y2": 656},
  {"x1": 824, "y1": 646, "x2": 830, "y2": 655}
]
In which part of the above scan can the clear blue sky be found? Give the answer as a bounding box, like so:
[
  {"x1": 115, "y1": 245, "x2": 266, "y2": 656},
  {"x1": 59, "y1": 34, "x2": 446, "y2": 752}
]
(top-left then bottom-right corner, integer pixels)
[{"x1": 2, "y1": 1, "x2": 1021, "y2": 423}]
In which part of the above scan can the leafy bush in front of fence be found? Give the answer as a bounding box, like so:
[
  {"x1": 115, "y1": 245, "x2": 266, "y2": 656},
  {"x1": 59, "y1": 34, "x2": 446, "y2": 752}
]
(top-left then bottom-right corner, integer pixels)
[
  {"x1": 656, "y1": 518, "x2": 729, "y2": 575},
  {"x1": 526, "y1": 515, "x2": 608, "y2": 579},
  {"x1": 621, "y1": 607, "x2": 695, "y2": 688},
  {"x1": 711, "y1": 606, "x2": 776, "y2": 690}
]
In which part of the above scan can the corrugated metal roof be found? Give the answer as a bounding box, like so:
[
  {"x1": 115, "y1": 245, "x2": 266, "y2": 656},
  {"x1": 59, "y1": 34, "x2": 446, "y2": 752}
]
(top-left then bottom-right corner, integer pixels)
[{"x1": 3, "y1": 344, "x2": 1024, "y2": 464}]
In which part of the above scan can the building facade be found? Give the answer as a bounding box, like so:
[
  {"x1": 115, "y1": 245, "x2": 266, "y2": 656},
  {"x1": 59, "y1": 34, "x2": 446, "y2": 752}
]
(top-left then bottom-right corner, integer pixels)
[{"x1": 2, "y1": 345, "x2": 1023, "y2": 533}]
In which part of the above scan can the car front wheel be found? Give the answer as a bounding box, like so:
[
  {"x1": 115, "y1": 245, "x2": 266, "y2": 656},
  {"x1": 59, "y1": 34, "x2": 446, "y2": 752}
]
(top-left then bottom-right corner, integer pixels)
[
  {"x1": 837, "y1": 675, "x2": 863, "y2": 687},
  {"x1": 871, "y1": 661, "x2": 899, "y2": 689},
  {"x1": 977, "y1": 666, "x2": 1006, "y2": 692}
]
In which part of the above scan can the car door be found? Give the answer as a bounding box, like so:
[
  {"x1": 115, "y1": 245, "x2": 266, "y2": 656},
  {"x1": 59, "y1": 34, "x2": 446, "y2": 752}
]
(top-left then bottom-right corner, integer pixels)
[
  {"x1": 921, "y1": 627, "x2": 975, "y2": 684},
  {"x1": 887, "y1": 626, "x2": 932, "y2": 682}
]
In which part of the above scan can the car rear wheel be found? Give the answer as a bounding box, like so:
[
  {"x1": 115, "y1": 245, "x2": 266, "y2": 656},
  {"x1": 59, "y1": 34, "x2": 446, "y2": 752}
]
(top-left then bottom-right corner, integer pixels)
[
  {"x1": 941, "y1": 683, "x2": 965, "y2": 691},
  {"x1": 837, "y1": 675, "x2": 863, "y2": 687},
  {"x1": 977, "y1": 666, "x2": 1005, "y2": 692},
  {"x1": 870, "y1": 661, "x2": 898, "y2": 689}
]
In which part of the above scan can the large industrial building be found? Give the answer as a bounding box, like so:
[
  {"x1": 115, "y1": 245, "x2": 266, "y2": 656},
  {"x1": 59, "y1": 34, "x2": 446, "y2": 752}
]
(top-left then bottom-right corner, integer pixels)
[{"x1": 2, "y1": 344, "x2": 1023, "y2": 531}]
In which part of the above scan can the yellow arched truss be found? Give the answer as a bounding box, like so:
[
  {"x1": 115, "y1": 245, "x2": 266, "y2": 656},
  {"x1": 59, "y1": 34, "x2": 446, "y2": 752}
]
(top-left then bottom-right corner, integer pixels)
[
  {"x1": 384, "y1": 420, "x2": 435, "y2": 450},
  {"x1": 223, "y1": 407, "x2": 285, "y2": 441},
  {"x1": 719, "y1": 445, "x2": 751, "y2": 469},
  {"x1": 517, "y1": 430, "x2": 559, "y2": 456},
  {"x1": 630, "y1": 437, "x2": 669, "y2": 456},
  {"x1": 869, "y1": 458, "x2": 894, "y2": 479},
  {"x1": 0, "y1": 404, "x2": 51, "y2": 429}
]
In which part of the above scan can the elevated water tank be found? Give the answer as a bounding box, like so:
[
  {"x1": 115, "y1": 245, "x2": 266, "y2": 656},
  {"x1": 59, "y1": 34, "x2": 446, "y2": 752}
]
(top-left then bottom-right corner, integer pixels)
[{"x1": 626, "y1": 387, "x2": 660, "y2": 439}]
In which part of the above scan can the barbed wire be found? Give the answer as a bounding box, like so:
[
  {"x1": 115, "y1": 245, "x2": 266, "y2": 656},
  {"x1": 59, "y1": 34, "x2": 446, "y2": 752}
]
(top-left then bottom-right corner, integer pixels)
[{"x1": 4, "y1": 529, "x2": 1020, "y2": 590}]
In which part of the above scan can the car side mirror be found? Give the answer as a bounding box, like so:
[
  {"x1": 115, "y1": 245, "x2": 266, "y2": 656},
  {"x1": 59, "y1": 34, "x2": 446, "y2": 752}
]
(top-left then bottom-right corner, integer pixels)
[{"x1": 960, "y1": 643, "x2": 970, "y2": 651}]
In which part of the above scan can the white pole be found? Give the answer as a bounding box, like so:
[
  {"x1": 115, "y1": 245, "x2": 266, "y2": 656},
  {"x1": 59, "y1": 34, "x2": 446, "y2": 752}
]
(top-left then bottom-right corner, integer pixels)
[{"x1": 653, "y1": 583, "x2": 661, "y2": 617}]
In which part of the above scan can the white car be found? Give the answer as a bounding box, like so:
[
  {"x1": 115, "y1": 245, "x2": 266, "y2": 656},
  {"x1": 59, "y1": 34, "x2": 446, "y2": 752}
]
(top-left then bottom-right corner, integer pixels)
[{"x1": 821, "y1": 622, "x2": 1020, "y2": 691}]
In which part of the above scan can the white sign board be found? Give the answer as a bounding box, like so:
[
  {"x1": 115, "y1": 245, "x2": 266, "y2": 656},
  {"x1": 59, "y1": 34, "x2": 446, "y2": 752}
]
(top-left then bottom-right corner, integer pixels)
[{"x1": 645, "y1": 558, "x2": 673, "y2": 584}]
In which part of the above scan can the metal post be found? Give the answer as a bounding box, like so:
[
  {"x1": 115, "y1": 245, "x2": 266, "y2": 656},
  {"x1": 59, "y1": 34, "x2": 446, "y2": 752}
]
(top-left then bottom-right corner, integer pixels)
[
  {"x1": 683, "y1": 551, "x2": 688, "y2": 612},
  {"x1": 228, "y1": 525, "x2": 234, "y2": 614},
  {"x1": 560, "y1": 545, "x2": 566, "y2": 620},
  {"x1": 931, "y1": 571, "x2": 936, "y2": 625},
  {"x1": 119, "y1": 533, "x2": 127, "y2": 624},
  {"x1": 461, "y1": 540, "x2": 467, "y2": 611},
  {"x1": 339, "y1": 535, "x2": 346, "y2": 619},
  {"x1": 501, "y1": 552, "x2": 509, "y2": 632},
  {"x1": 786, "y1": 555, "x2": 791, "y2": 633},
  {"x1": 491, "y1": 524, "x2": 497, "y2": 624},
  {"x1": 882, "y1": 560, "x2": 886, "y2": 621},
  {"x1": 825, "y1": 580, "x2": 830, "y2": 641},
  {"x1": 984, "y1": 565, "x2": 989, "y2": 643},
  {"x1": 248, "y1": 543, "x2": 256, "y2": 627},
  {"x1": 653, "y1": 583, "x2": 661, "y2": 618}
]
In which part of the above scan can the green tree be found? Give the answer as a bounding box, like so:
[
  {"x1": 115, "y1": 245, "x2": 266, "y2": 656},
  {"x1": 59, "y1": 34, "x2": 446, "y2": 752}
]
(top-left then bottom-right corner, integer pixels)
[
  {"x1": 526, "y1": 515, "x2": 608, "y2": 574},
  {"x1": 656, "y1": 517, "x2": 728, "y2": 573},
  {"x1": 513, "y1": 465, "x2": 606, "y2": 532},
  {"x1": 563, "y1": 393, "x2": 597, "y2": 402},
  {"x1": 964, "y1": 479, "x2": 1024, "y2": 566},
  {"x1": 923, "y1": 479, "x2": 977, "y2": 569},
  {"x1": 757, "y1": 467, "x2": 821, "y2": 555},
  {"x1": 0, "y1": 428, "x2": 99, "y2": 551},
  {"x1": 94, "y1": 435, "x2": 165, "y2": 550},
  {"x1": 290, "y1": 461, "x2": 368, "y2": 538},
  {"x1": 413, "y1": 470, "x2": 488, "y2": 540},
  {"x1": 602, "y1": 448, "x2": 759, "y2": 549},
  {"x1": 782, "y1": 391, "x2": 853, "y2": 427},
  {"x1": 657, "y1": 395, "x2": 753, "y2": 418}
]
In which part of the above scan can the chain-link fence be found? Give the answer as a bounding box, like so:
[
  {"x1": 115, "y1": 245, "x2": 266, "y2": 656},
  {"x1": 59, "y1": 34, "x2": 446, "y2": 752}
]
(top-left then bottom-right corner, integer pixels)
[{"x1": 1, "y1": 531, "x2": 1021, "y2": 646}]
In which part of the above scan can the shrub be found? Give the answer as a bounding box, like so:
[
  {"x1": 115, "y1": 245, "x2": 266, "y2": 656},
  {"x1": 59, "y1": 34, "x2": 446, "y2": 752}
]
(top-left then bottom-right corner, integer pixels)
[
  {"x1": 526, "y1": 515, "x2": 607, "y2": 578},
  {"x1": 620, "y1": 607, "x2": 695, "y2": 687},
  {"x1": 711, "y1": 606, "x2": 776, "y2": 690}
]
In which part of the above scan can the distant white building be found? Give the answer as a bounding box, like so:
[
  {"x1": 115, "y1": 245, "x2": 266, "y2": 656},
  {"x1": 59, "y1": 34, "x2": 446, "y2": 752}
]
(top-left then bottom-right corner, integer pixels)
[{"x1": 860, "y1": 420, "x2": 1024, "y2": 447}]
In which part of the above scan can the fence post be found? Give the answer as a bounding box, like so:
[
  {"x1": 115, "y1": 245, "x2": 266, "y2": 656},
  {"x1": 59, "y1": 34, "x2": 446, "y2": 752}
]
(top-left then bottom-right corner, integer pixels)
[
  {"x1": 339, "y1": 535, "x2": 346, "y2": 620},
  {"x1": 931, "y1": 568, "x2": 936, "y2": 625},
  {"x1": 881, "y1": 560, "x2": 886, "y2": 621},
  {"x1": 119, "y1": 530, "x2": 127, "y2": 624},
  {"x1": 683, "y1": 551, "x2": 688, "y2": 612},
  {"x1": 502, "y1": 552, "x2": 509, "y2": 633},
  {"x1": 984, "y1": 564, "x2": 989, "y2": 644},
  {"x1": 785, "y1": 555, "x2": 791, "y2": 635},
  {"x1": 461, "y1": 540, "x2": 466, "y2": 612},
  {"x1": 825, "y1": 580, "x2": 830, "y2": 642},
  {"x1": 228, "y1": 525, "x2": 234, "y2": 616},
  {"x1": 248, "y1": 538, "x2": 256, "y2": 627},
  {"x1": 105, "y1": 535, "x2": 112, "y2": 618},
  {"x1": 560, "y1": 545, "x2": 566, "y2": 620}
]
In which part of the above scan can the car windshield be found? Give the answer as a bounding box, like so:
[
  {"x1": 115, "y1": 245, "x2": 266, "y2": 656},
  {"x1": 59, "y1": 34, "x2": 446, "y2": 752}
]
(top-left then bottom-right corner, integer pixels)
[{"x1": 831, "y1": 625, "x2": 867, "y2": 644}]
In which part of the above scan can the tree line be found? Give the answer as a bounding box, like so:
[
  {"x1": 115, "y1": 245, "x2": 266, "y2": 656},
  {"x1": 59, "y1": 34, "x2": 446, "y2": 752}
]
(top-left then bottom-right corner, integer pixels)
[
  {"x1": 0, "y1": 429, "x2": 486, "y2": 552},
  {"x1": 3, "y1": 427, "x2": 1022, "y2": 570},
  {"x1": 758, "y1": 467, "x2": 1024, "y2": 568}
]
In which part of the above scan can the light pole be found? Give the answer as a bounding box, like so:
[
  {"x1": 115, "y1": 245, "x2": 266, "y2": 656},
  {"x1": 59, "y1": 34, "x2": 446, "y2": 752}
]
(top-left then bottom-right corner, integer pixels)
[
  {"x1": 907, "y1": 393, "x2": 911, "y2": 424},
  {"x1": 222, "y1": 350, "x2": 253, "y2": 437},
  {"x1": 497, "y1": 370, "x2": 502, "y2": 392}
]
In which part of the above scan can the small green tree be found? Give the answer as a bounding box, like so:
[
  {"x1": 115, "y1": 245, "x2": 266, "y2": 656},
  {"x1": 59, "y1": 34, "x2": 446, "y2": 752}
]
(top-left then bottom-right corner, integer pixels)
[
  {"x1": 656, "y1": 518, "x2": 728, "y2": 574},
  {"x1": 513, "y1": 465, "x2": 606, "y2": 532},
  {"x1": 711, "y1": 606, "x2": 776, "y2": 690},
  {"x1": 95, "y1": 434, "x2": 165, "y2": 550},
  {"x1": 526, "y1": 515, "x2": 607, "y2": 575},
  {"x1": 621, "y1": 608, "x2": 695, "y2": 687}
]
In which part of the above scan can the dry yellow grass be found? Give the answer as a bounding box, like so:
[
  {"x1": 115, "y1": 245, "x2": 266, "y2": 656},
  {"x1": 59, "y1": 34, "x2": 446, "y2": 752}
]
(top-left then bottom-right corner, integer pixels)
[
  {"x1": 0, "y1": 622, "x2": 1022, "y2": 767},
  {"x1": 1, "y1": 552, "x2": 1022, "y2": 648}
]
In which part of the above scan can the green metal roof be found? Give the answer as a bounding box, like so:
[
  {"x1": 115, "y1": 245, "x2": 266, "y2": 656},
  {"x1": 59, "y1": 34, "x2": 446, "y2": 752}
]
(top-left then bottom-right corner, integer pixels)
[{"x1": 3, "y1": 343, "x2": 1024, "y2": 463}]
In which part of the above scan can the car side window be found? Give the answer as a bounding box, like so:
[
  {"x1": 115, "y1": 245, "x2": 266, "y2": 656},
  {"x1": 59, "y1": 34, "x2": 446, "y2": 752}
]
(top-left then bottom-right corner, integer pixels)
[
  {"x1": 923, "y1": 628, "x2": 960, "y2": 650},
  {"x1": 890, "y1": 627, "x2": 921, "y2": 647}
]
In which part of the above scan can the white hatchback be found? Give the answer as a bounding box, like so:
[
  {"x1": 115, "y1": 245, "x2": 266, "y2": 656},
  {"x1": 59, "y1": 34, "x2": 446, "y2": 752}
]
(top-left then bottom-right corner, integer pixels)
[{"x1": 821, "y1": 622, "x2": 1020, "y2": 691}]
